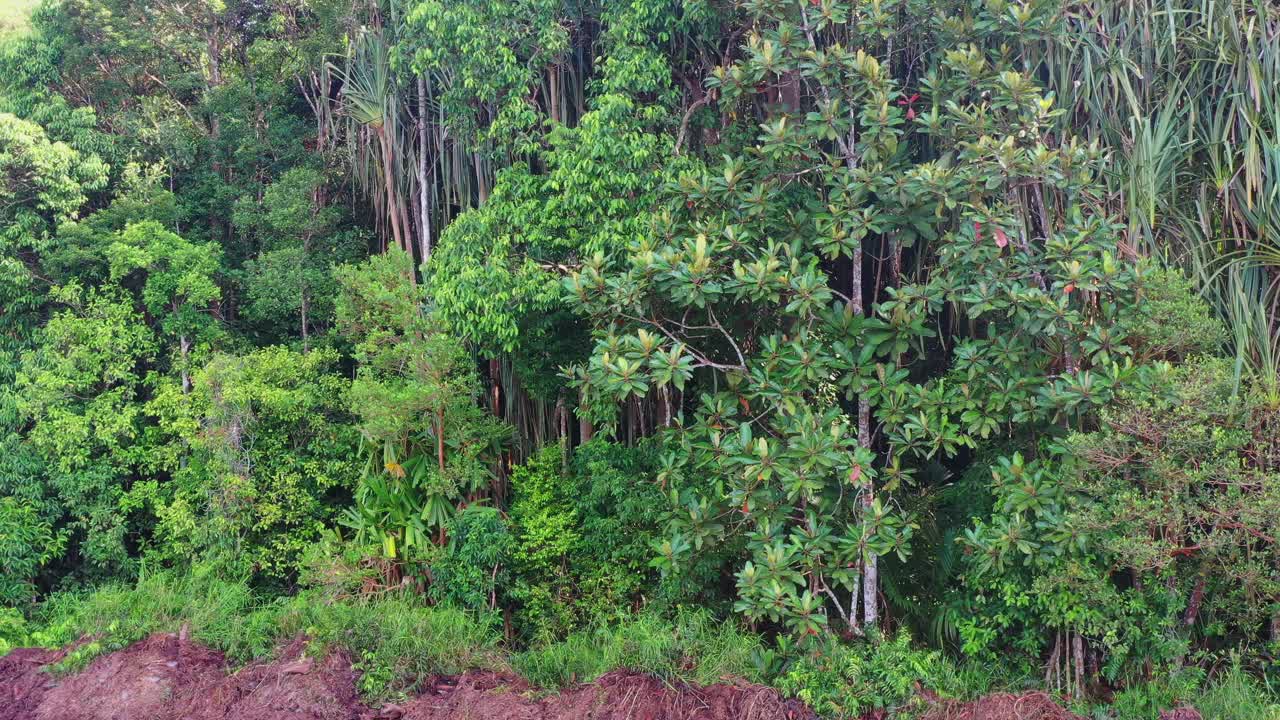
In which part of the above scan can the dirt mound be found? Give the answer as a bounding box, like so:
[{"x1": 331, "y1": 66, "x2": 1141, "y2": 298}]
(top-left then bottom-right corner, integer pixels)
[
  {"x1": 919, "y1": 692, "x2": 1085, "y2": 720},
  {"x1": 11, "y1": 633, "x2": 360, "y2": 720},
  {"x1": 0, "y1": 647, "x2": 61, "y2": 720},
  {"x1": 34, "y1": 633, "x2": 226, "y2": 720},
  {"x1": 169, "y1": 637, "x2": 363, "y2": 720},
  {"x1": 401, "y1": 668, "x2": 811, "y2": 720}
]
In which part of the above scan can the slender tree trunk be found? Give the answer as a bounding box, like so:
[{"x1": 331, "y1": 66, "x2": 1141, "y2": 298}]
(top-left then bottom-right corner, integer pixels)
[
  {"x1": 1183, "y1": 575, "x2": 1206, "y2": 626},
  {"x1": 179, "y1": 334, "x2": 192, "y2": 395},
  {"x1": 436, "y1": 408, "x2": 446, "y2": 472},
  {"x1": 417, "y1": 75, "x2": 432, "y2": 261},
  {"x1": 1072, "y1": 632, "x2": 1085, "y2": 698},
  {"x1": 378, "y1": 127, "x2": 405, "y2": 256},
  {"x1": 548, "y1": 64, "x2": 560, "y2": 123},
  {"x1": 1045, "y1": 631, "x2": 1062, "y2": 691},
  {"x1": 853, "y1": 241, "x2": 877, "y2": 630},
  {"x1": 490, "y1": 358, "x2": 506, "y2": 503},
  {"x1": 578, "y1": 388, "x2": 594, "y2": 444},
  {"x1": 860, "y1": 396, "x2": 876, "y2": 629},
  {"x1": 474, "y1": 152, "x2": 489, "y2": 204}
]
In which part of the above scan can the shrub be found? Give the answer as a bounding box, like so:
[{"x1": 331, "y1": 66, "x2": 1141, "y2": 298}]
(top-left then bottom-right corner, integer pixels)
[
  {"x1": 777, "y1": 630, "x2": 965, "y2": 719},
  {"x1": 0, "y1": 496, "x2": 63, "y2": 605},
  {"x1": 509, "y1": 446, "x2": 580, "y2": 643},
  {"x1": 0, "y1": 607, "x2": 28, "y2": 654},
  {"x1": 428, "y1": 504, "x2": 513, "y2": 620},
  {"x1": 1130, "y1": 266, "x2": 1226, "y2": 362},
  {"x1": 505, "y1": 440, "x2": 668, "y2": 644}
]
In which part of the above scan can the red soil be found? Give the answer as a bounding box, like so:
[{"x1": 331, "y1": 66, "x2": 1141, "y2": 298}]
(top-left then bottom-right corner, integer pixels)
[
  {"x1": 400, "y1": 668, "x2": 809, "y2": 719},
  {"x1": 0, "y1": 647, "x2": 61, "y2": 720},
  {"x1": 918, "y1": 692, "x2": 1086, "y2": 720}
]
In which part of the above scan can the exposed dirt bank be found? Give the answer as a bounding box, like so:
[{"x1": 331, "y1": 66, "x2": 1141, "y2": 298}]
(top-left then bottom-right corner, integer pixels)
[{"x1": 0, "y1": 632, "x2": 813, "y2": 720}]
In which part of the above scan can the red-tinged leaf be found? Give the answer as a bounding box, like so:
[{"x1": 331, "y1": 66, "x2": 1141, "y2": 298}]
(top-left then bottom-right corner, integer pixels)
[
  {"x1": 741, "y1": 498, "x2": 749, "y2": 514},
  {"x1": 906, "y1": 108, "x2": 915, "y2": 120},
  {"x1": 994, "y1": 227, "x2": 1008, "y2": 248},
  {"x1": 849, "y1": 464, "x2": 862, "y2": 485},
  {"x1": 973, "y1": 222, "x2": 983, "y2": 241}
]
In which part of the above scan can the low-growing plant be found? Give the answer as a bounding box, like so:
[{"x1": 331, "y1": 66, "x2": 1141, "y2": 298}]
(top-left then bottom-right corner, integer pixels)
[
  {"x1": 24, "y1": 566, "x2": 501, "y2": 700},
  {"x1": 1195, "y1": 663, "x2": 1280, "y2": 720},
  {"x1": 0, "y1": 607, "x2": 28, "y2": 654},
  {"x1": 512, "y1": 608, "x2": 766, "y2": 689},
  {"x1": 777, "y1": 630, "x2": 966, "y2": 719},
  {"x1": 1098, "y1": 660, "x2": 1280, "y2": 720},
  {"x1": 283, "y1": 591, "x2": 501, "y2": 700}
]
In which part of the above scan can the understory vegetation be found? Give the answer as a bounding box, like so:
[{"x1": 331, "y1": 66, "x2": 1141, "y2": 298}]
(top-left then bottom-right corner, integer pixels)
[{"x1": 0, "y1": 0, "x2": 1278, "y2": 718}]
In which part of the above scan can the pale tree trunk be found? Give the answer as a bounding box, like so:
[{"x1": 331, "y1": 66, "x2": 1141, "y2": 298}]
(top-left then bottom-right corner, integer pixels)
[
  {"x1": 417, "y1": 75, "x2": 432, "y2": 262},
  {"x1": 474, "y1": 152, "x2": 489, "y2": 204},
  {"x1": 860, "y1": 398, "x2": 876, "y2": 629},
  {"x1": 179, "y1": 334, "x2": 192, "y2": 395},
  {"x1": 578, "y1": 388, "x2": 594, "y2": 444},
  {"x1": 853, "y1": 241, "x2": 877, "y2": 630}
]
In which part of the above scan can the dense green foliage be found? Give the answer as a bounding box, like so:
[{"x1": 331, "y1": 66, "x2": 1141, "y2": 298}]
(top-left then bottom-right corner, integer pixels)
[{"x1": 1, "y1": 1, "x2": 1279, "y2": 718}]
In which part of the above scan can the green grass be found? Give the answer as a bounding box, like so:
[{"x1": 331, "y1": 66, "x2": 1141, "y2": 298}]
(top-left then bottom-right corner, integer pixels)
[
  {"x1": 511, "y1": 608, "x2": 768, "y2": 689},
  {"x1": 1195, "y1": 665, "x2": 1280, "y2": 720},
  {"x1": 1091, "y1": 662, "x2": 1280, "y2": 720},
  {"x1": 24, "y1": 567, "x2": 502, "y2": 700}
]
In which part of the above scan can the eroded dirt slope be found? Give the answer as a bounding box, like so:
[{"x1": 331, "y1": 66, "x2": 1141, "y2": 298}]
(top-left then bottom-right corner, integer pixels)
[{"x1": 0, "y1": 633, "x2": 813, "y2": 720}]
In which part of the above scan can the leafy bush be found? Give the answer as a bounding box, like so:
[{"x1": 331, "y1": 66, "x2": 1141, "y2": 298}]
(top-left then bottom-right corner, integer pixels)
[
  {"x1": 143, "y1": 346, "x2": 361, "y2": 583},
  {"x1": 1129, "y1": 266, "x2": 1227, "y2": 362},
  {"x1": 777, "y1": 630, "x2": 966, "y2": 719},
  {"x1": 336, "y1": 250, "x2": 509, "y2": 567},
  {"x1": 0, "y1": 607, "x2": 28, "y2": 653},
  {"x1": 508, "y1": 446, "x2": 580, "y2": 642},
  {"x1": 0, "y1": 496, "x2": 64, "y2": 604},
  {"x1": 567, "y1": 439, "x2": 669, "y2": 613},
  {"x1": 501, "y1": 441, "x2": 668, "y2": 644},
  {"x1": 955, "y1": 353, "x2": 1280, "y2": 686},
  {"x1": 428, "y1": 505, "x2": 513, "y2": 620}
]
